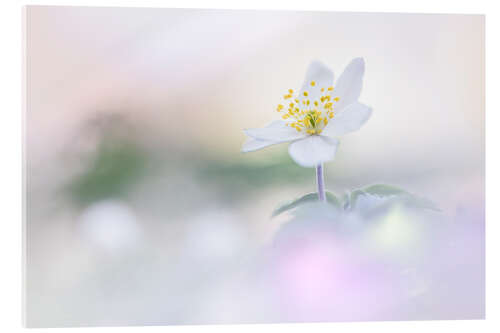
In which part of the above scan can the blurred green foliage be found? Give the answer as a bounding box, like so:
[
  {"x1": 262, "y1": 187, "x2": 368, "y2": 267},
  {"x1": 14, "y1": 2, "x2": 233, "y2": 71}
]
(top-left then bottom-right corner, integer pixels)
[
  {"x1": 66, "y1": 134, "x2": 312, "y2": 208},
  {"x1": 195, "y1": 151, "x2": 312, "y2": 200},
  {"x1": 67, "y1": 140, "x2": 147, "y2": 207}
]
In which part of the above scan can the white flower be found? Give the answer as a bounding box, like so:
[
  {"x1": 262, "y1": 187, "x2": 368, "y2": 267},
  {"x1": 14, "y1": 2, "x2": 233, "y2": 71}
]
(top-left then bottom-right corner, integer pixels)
[{"x1": 242, "y1": 58, "x2": 372, "y2": 167}]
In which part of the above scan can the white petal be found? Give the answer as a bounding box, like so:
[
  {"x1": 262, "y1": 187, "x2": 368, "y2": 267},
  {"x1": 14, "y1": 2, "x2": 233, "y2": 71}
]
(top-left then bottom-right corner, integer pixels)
[
  {"x1": 333, "y1": 58, "x2": 365, "y2": 111},
  {"x1": 288, "y1": 135, "x2": 339, "y2": 168},
  {"x1": 322, "y1": 102, "x2": 372, "y2": 137},
  {"x1": 299, "y1": 60, "x2": 334, "y2": 102},
  {"x1": 241, "y1": 138, "x2": 280, "y2": 152},
  {"x1": 244, "y1": 120, "x2": 306, "y2": 142}
]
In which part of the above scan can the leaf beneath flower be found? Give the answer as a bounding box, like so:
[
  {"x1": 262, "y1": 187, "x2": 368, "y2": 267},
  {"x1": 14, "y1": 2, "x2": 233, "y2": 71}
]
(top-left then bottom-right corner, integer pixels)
[
  {"x1": 271, "y1": 191, "x2": 341, "y2": 218},
  {"x1": 325, "y1": 191, "x2": 342, "y2": 208},
  {"x1": 350, "y1": 184, "x2": 440, "y2": 212}
]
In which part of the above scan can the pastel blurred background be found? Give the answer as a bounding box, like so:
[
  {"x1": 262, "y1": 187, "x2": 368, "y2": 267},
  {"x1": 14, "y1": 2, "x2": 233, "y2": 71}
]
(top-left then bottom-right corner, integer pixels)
[{"x1": 24, "y1": 6, "x2": 484, "y2": 327}]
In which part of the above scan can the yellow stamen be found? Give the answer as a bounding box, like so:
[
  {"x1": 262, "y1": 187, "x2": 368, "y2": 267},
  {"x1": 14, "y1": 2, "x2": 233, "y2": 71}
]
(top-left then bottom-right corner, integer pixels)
[{"x1": 277, "y1": 84, "x2": 336, "y2": 136}]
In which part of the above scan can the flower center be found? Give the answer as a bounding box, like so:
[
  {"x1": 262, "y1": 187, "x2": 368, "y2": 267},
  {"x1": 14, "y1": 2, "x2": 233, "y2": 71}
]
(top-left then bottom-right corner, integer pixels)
[{"x1": 276, "y1": 81, "x2": 340, "y2": 135}]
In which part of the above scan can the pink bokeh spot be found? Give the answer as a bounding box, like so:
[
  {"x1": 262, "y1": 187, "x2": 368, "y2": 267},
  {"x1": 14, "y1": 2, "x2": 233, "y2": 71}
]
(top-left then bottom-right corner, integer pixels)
[{"x1": 270, "y1": 228, "x2": 401, "y2": 321}]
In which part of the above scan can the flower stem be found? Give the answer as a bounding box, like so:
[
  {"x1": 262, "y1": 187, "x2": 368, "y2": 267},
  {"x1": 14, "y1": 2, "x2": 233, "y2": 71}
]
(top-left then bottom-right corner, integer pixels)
[{"x1": 316, "y1": 163, "x2": 326, "y2": 202}]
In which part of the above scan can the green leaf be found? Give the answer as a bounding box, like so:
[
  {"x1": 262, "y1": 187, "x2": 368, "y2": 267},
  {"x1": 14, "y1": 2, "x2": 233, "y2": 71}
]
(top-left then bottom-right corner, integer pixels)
[
  {"x1": 325, "y1": 191, "x2": 342, "y2": 208},
  {"x1": 349, "y1": 189, "x2": 367, "y2": 208},
  {"x1": 272, "y1": 191, "x2": 341, "y2": 218},
  {"x1": 341, "y1": 192, "x2": 350, "y2": 209},
  {"x1": 350, "y1": 184, "x2": 440, "y2": 211},
  {"x1": 363, "y1": 184, "x2": 407, "y2": 197},
  {"x1": 272, "y1": 193, "x2": 318, "y2": 218}
]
